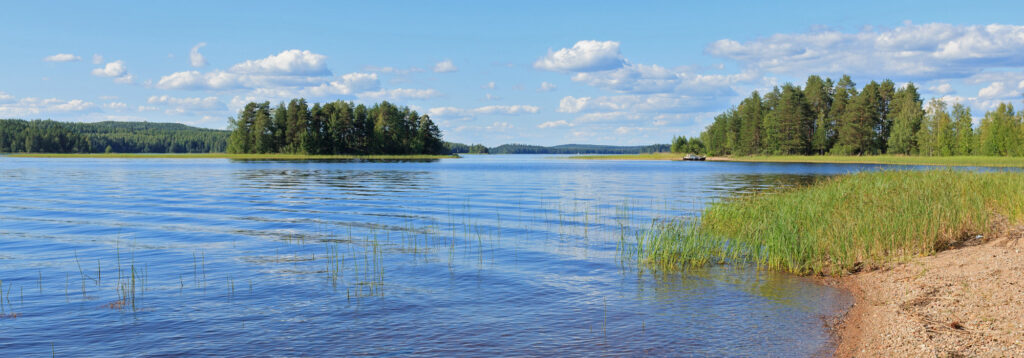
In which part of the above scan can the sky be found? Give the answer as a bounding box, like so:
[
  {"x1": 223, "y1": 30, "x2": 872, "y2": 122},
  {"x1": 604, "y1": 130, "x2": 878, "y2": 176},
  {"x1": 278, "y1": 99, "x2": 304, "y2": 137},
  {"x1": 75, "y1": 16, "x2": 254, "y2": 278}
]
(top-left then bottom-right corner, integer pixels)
[{"x1": 3, "y1": 0, "x2": 1024, "y2": 146}]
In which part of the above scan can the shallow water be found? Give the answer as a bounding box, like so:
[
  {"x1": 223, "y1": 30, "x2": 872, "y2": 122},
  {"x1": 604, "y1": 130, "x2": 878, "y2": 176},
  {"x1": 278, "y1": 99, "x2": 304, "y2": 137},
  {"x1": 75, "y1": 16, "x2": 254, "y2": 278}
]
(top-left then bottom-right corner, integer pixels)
[{"x1": 0, "y1": 155, "x2": 910, "y2": 356}]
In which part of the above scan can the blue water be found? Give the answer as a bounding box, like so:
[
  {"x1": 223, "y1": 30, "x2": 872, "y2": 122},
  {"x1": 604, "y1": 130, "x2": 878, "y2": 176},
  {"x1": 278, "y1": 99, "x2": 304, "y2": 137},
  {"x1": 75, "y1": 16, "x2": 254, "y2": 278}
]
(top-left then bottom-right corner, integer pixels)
[{"x1": 0, "y1": 155, "x2": 900, "y2": 356}]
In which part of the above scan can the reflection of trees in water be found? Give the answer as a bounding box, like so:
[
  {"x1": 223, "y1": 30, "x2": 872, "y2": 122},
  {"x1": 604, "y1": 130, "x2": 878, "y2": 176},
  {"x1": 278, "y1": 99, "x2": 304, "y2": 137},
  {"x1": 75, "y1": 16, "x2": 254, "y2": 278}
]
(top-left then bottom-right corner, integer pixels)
[
  {"x1": 706, "y1": 174, "x2": 829, "y2": 197},
  {"x1": 236, "y1": 168, "x2": 434, "y2": 193}
]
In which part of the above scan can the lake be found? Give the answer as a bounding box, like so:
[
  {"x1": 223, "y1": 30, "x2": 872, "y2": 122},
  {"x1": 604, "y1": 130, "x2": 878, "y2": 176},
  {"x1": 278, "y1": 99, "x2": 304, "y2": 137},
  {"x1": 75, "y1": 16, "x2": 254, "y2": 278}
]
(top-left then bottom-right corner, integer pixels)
[{"x1": 0, "y1": 155, "x2": 904, "y2": 356}]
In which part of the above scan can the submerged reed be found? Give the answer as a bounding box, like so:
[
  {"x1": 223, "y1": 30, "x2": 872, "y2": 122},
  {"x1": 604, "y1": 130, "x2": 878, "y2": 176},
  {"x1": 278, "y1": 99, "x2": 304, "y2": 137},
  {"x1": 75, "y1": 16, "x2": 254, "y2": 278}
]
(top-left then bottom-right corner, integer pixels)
[{"x1": 641, "y1": 169, "x2": 1024, "y2": 276}]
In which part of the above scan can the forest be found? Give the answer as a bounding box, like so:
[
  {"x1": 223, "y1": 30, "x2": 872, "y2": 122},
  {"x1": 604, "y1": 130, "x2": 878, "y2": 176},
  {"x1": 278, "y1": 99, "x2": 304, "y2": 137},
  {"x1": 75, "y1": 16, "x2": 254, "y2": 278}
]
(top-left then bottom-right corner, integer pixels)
[
  {"x1": 0, "y1": 119, "x2": 228, "y2": 153},
  {"x1": 696, "y1": 75, "x2": 1024, "y2": 156},
  {"x1": 226, "y1": 99, "x2": 445, "y2": 155}
]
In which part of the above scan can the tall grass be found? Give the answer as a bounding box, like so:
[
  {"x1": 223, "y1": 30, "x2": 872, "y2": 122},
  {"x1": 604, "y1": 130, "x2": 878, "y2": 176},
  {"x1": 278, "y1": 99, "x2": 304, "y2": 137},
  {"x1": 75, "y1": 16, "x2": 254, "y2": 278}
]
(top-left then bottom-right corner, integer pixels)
[{"x1": 641, "y1": 169, "x2": 1024, "y2": 275}]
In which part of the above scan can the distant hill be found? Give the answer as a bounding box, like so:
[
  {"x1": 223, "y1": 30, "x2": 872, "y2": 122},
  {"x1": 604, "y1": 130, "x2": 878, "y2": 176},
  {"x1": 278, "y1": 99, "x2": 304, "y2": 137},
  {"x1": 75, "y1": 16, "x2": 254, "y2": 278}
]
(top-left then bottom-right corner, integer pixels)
[
  {"x1": 0, "y1": 119, "x2": 228, "y2": 153},
  {"x1": 489, "y1": 143, "x2": 670, "y2": 154}
]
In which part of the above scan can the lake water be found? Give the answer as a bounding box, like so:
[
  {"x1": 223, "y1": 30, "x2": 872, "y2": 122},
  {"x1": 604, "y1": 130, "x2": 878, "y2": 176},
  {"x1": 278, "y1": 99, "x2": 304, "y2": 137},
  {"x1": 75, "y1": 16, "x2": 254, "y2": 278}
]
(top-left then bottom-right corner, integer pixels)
[{"x1": 0, "y1": 155, "x2": 906, "y2": 356}]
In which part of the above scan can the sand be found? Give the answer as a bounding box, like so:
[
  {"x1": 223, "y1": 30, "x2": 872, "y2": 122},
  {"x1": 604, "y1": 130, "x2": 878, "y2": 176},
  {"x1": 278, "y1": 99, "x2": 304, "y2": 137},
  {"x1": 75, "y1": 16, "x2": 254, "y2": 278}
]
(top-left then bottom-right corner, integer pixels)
[{"x1": 833, "y1": 222, "x2": 1024, "y2": 357}]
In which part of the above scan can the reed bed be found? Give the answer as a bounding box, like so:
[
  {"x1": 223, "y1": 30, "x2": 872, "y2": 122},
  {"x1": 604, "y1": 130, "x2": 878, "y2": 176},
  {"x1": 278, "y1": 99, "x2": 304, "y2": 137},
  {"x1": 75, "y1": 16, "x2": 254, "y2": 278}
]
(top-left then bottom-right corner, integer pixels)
[{"x1": 640, "y1": 169, "x2": 1024, "y2": 276}]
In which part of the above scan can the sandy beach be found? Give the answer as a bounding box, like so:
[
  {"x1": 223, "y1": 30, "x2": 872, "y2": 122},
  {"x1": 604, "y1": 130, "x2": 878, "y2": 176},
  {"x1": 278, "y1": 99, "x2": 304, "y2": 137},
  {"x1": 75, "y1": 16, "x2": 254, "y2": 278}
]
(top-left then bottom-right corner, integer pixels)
[{"x1": 834, "y1": 220, "x2": 1024, "y2": 357}]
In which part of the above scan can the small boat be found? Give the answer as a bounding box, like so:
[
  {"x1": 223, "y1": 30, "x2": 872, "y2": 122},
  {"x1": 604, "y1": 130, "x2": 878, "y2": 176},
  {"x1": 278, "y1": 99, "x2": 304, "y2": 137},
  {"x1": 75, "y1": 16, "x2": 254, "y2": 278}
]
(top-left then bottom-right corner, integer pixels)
[{"x1": 683, "y1": 154, "x2": 706, "y2": 161}]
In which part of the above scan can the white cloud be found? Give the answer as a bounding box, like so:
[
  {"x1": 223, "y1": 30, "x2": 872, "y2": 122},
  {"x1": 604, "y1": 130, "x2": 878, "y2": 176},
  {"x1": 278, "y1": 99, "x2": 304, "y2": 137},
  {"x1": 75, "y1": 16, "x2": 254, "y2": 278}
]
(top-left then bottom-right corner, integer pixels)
[
  {"x1": 229, "y1": 49, "x2": 330, "y2": 76},
  {"x1": 428, "y1": 105, "x2": 539, "y2": 118},
  {"x1": 357, "y1": 88, "x2": 440, "y2": 101},
  {"x1": 570, "y1": 64, "x2": 756, "y2": 95},
  {"x1": 190, "y1": 42, "x2": 208, "y2": 67},
  {"x1": 929, "y1": 83, "x2": 955, "y2": 94},
  {"x1": 483, "y1": 81, "x2": 496, "y2": 89},
  {"x1": 157, "y1": 49, "x2": 335, "y2": 91},
  {"x1": 538, "y1": 120, "x2": 573, "y2": 128},
  {"x1": 977, "y1": 81, "x2": 1020, "y2": 99},
  {"x1": 303, "y1": 72, "x2": 381, "y2": 96},
  {"x1": 433, "y1": 59, "x2": 457, "y2": 73},
  {"x1": 92, "y1": 60, "x2": 134, "y2": 83},
  {"x1": 486, "y1": 121, "x2": 513, "y2": 132},
  {"x1": 706, "y1": 22, "x2": 1024, "y2": 80},
  {"x1": 44, "y1": 53, "x2": 81, "y2": 62},
  {"x1": 103, "y1": 102, "x2": 127, "y2": 110},
  {"x1": 558, "y1": 94, "x2": 701, "y2": 114},
  {"x1": 364, "y1": 65, "x2": 424, "y2": 75},
  {"x1": 92, "y1": 61, "x2": 127, "y2": 77},
  {"x1": 92, "y1": 54, "x2": 103, "y2": 65},
  {"x1": 147, "y1": 95, "x2": 226, "y2": 114},
  {"x1": 534, "y1": 40, "x2": 626, "y2": 72},
  {"x1": 0, "y1": 95, "x2": 97, "y2": 117},
  {"x1": 538, "y1": 81, "x2": 557, "y2": 92}
]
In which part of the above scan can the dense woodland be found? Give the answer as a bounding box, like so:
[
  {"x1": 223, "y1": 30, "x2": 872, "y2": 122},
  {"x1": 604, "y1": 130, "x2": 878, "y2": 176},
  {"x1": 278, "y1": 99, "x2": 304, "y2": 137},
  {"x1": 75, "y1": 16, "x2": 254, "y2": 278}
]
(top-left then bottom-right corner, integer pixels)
[
  {"x1": 696, "y1": 75, "x2": 1024, "y2": 156},
  {"x1": 226, "y1": 99, "x2": 445, "y2": 155},
  {"x1": 0, "y1": 119, "x2": 228, "y2": 153}
]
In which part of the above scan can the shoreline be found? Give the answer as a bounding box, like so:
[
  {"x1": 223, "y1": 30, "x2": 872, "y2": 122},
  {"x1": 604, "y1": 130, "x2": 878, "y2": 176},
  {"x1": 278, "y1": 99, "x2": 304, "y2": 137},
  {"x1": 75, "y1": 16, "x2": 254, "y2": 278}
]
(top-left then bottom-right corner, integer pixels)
[
  {"x1": 830, "y1": 221, "x2": 1024, "y2": 357},
  {"x1": 3, "y1": 153, "x2": 460, "y2": 160},
  {"x1": 571, "y1": 153, "x2": 1024, "y2": 167}
]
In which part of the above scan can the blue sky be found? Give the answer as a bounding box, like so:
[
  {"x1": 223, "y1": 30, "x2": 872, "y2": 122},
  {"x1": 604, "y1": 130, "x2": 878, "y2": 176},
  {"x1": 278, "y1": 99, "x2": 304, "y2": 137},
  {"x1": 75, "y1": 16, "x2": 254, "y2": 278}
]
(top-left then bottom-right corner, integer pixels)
[{"x1": 3, "y1": 0, "x2": 1024, "y2": 146}]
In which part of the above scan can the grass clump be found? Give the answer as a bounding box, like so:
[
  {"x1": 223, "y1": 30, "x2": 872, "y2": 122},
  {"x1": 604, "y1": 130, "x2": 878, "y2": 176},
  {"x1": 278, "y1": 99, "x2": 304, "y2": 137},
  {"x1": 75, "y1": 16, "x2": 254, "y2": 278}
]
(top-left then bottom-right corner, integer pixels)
[{"x1": 642, "y1": 169, "x2": 1024, "y2": 276}]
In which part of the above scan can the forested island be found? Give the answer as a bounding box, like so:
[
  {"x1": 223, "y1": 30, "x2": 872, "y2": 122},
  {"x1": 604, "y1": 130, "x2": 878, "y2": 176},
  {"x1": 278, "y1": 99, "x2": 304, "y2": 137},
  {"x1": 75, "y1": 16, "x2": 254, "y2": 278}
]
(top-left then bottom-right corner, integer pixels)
[
  {"x1": 695, "y1": 74, "x2": 1024, "y2": 157},
  {"x1": 0, "y1": 119, "x2": 228, "y2": 153},
  {"x1": 226, "y1": 100, "x2": 445, "y2": 155}
]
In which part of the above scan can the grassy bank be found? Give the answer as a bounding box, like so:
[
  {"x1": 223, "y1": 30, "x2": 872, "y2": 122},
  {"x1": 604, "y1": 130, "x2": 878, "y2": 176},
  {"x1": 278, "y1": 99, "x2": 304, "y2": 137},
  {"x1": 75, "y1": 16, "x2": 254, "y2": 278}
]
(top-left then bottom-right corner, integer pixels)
[
  {"x1": 574, "y1": 153, "x2": 1024, "y2": 167},
  {"x1": 5, "y1": 153, "x2": 460, "y2": 160},
  {"x1": 635, "y1": 170, "x2": 1024, "y2": 276}
]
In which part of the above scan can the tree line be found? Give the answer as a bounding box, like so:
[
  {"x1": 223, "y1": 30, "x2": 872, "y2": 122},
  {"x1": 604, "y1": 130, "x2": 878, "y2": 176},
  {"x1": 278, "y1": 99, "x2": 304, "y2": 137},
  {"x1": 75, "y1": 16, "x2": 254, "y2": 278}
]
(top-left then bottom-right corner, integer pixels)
[
  {"x1": 0, "y1": 119, "x2": 228, "y2": 153},
  {"x1": 226, "y1": 99, "x2": 445, "y2": 155},
  {"x1": 698, "y1": 74, "x2": 1024, "y2": 156}
]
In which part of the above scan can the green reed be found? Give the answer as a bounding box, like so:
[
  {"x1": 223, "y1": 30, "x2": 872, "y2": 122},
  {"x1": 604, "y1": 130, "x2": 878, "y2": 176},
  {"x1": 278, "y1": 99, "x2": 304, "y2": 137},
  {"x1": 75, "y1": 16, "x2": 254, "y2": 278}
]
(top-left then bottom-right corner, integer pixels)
[{"x1": 640, "y1": 169, "x2": 1024, "y2": 276}]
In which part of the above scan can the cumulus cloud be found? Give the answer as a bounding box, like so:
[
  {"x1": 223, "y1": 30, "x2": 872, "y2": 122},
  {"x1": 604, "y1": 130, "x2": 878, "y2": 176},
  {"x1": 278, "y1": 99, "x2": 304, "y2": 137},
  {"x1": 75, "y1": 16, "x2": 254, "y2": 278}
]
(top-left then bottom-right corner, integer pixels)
[
  {"x1": 92, "y1": 60, "x2": 134, "y2": 83},
  {"x1": 538, "y1": 81, "x2": 557, "y2": 92},
  {"x1": 534, "y1": 40, "x2": 626, "y2": 72},
  {"x1": 433, "y1": 59, "x2": 457, "y2": 73},
  {"x1": 190, "y1": 42, "x2": 208, "y2": 67},
  {"x1": 158, "y1": 49, "x2": 336, "y2": 90},
  {"x1": 706, "y1": 23, "x2": 1024, "y2": 80},
  {"x1": 92, "y1": 61, "x2": 127, "y2": 77},
  {"x1": 538, "y1": 120, "x2": 573, "y2": 128},
  {"x1": 303, "y1": 72, "x2": 381, "y2": 96},
  {"x1": 229, "y1": 49, "x2": 330, "y2": 76},
  {"x1": 92, "y1": 54, "x2": 104, "y2": 65},
  {"x1": 44, "y1": 53, "x2": 81, "y2": 62}
]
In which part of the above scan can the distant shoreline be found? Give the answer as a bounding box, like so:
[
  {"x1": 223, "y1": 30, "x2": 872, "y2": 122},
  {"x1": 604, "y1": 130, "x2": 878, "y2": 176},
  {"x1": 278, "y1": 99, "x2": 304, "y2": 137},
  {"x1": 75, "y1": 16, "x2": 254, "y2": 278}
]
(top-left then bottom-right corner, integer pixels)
[
  {"x1": 571, "y1": 153, "x2": 1024, "y2": 167},
  {"x1": 4, "y1": 153, "x2": 460, "y2": 160}
]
